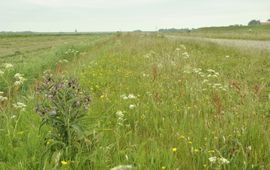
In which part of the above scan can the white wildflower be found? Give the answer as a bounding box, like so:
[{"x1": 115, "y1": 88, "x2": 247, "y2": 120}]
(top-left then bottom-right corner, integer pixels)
[
  {"x1": 128, "y1": 94, "x2": 136, "y2": 99},
  {"x1": 221, "y1": 88, "x2": 227, "y2": 91},
  {"x1": 202, "y1": 79, "x2": 208, "y2": 84},
  {"x1": 247, "y1": 146, "x2": 252, "y2": 151},
  {"x1": 0, "y1": 91, "x2": 7, "y2": 102},
  {"x1": 116, "y1": 110, "x2": 125, "y2": 126},
  {"x1": 219, "y1": 157, "x2": 230, "y2": 164},
  {"x1": 13, "y1": 102, "x2": 26, "y2": 111},
  {"x1": 0, "y1": 70, "x2": 4, "y2": 75},
  {"x1": 199, "y1": 73, "x2": 205, "y2": 77},
  {"x1": 14, "y1": 73, "x2": 26, "y2": 86},
  {"x1": 208, "y1": 156, "x2": 217, "y2": 163},
  {"x1": 120, "y1": 94, "x2": 129, "y2": 100},
  {"x1": 14, "y1": 81, "x2": 23, "y2": 86},
  {"x1": 14, "y1": 73, "x2": 23, "y2": 79},
  {"x1": 0, "y1": 96, "x2": 8, "y2": 102},
  {"x1": 207, "y1": 69, "x2": 215, "y2": 73},
  {"x1": 4, "y1": 63, "x2": 13, "y2": 69},
  {"x1": 225, "y1": 55, "x2": 230, "y2": 58},
  {"x1": 111, "y1": 165, "x2": 132, "y2": 170},
  {"x1": 116, "y1": 110, "x2": 124, "y2": 118},
  {"x1": 182, "y1": 52, "x2": 189, "y2": 59},
  {"x1": 129, "y1": 104, "x2": 136, "y2": 109},
  {"x1": 193, "y1": 68, "x2": 202, "y2": 73},
  {"x1": 121, "y1": 94, "x2": 136, "y2": 100},
  {"x1": 142, "y1": 73, "x2": 149, "y2": 77}
]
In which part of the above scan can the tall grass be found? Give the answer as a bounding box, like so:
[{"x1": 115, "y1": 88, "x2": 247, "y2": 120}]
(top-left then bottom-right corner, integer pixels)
[{"x1": 0, "y1": 33, "x2": 269, "y2": 169}]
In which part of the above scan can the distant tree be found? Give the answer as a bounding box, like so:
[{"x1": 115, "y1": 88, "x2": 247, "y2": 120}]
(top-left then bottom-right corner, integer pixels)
[
  {"x1": 133, "y1": 30, "x2": 142, "y2": 32},
  {"x1": 248, "y1": 20, "x2": 261, "y2": 26},
  {"x1": 268, "y1": 19, "x2": 270, "y2": 21},
  {"x1": 158, "y1": 28, "x2": 190, "y2": 33}
]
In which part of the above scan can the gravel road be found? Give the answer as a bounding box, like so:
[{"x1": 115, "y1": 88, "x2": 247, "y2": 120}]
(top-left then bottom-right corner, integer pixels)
[{"x1": 168, "y1": 36, "x2": 270, "y2": 51}]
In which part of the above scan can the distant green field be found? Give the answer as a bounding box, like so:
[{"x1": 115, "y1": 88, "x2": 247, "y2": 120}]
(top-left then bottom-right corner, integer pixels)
[
  {"x1": 174, "y1": 24, "x2": 270, "y2": 40},
  {"x1": 0, "y1": 33, "x2": 270, "y2": 169}
]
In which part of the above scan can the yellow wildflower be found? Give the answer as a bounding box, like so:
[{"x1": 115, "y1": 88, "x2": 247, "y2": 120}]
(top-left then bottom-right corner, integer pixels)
[
  {"x1": 46, "y1": 139, "x2": 53, "y2": 145},
  {"x1": 162, "y1": 166, "x2": 166, "y2": 169},
  {"x1": 61, "y1": 160, "x2": 68, "y2": 165},
  {"x1": 194, "y1": 149, "x2": 199, "y2": 153},
  {"x1": 179, "y1": 135, "x2": 186, "y2": 140},
  {"x1": 172, "y1": 147, "x2": 177, "y2": 152}
]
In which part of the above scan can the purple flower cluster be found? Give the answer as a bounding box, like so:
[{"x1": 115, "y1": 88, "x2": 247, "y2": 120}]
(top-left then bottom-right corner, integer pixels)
[{"x1": 35, "y1": 72, "x2": 91, "y2": 119}]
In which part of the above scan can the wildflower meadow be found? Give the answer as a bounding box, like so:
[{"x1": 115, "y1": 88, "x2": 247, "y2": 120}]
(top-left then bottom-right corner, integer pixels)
[{"x1": 0, "y1": 32, "x2": 269, "y2": 169}]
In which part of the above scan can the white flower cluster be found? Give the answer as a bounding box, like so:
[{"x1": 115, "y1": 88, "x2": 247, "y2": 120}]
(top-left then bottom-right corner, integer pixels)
[
  {"x1": 142, "y1": 73, "x2": 150, "y2": 77},
  {"x1": 116, "y1": 110, "x2": 125, "y2": 126},
  {"x1": 182, "y1": 52, "x2": 190, "y2": 59},
  {"x1": 175, "y1": 44, "x2": 189, "y2": 59},
  {"x1": 120, "y1": 94, "x2": 137, "y2": 110},
  {"x1": 111, "y1": 165, "x2": 132, "y2": 170},
  {"x1": 209, "y1": 156, "x2": 230, "y2": 164},
  {"x1": 120, "y1": 94, "x2": 136, "y2": 100},
  {"x1": 206, "y1": 69, "x2": 219, "y2": 78},
  {"x1": 191, "y1": 68, "x2": 220, "y2": 78},
  {"x1": 4, "y1": 63, "x2": 14, "y2": 69},
  {"x1": 175, "y1": 44, "x2": 187, "y2": 51},
  {"x1": 0, "y1": 63, "x2": 14, "y2": 76},
  {"x1": 13, "y1": 102, "x2": 26, "y2": 111},
  {"x1": 0, "y1": 91, "x2": 8, "y2": 102},
  {"x1": 129, "y1": 104, "x2": 136, "y2": 109},
  {"x1": 14, "y1": 73, "x2": 26, "y2": 86},
  {"x1": 189, "y1": 67, "x2": 228, "y2": 91},
  {"x1": 58, "y1": 59, "x2": 69, "y2": 63},
  {"x1": 65, "y1": 49, "x2": 79, "y2": 56}
]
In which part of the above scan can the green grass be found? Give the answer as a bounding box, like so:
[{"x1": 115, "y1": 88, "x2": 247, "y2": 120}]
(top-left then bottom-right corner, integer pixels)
[
  {"x1": 0, "y1": 33, "x2": 270, "y2": 169},
  {"x1": 173, "y1": 24, "x2": 270, "y2": 40}
]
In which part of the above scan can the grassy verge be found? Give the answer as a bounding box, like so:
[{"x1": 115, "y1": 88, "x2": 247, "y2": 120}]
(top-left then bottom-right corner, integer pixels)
[
  {"x1": 78, "y1": 34, "x2": 270, "y2": 169},
  {"x1": 0, "y1": 33, "x2": 270, "y2": 169}
]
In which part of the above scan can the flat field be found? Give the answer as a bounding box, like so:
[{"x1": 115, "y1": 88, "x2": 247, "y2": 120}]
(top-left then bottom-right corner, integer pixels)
[{"x1": 0, "y1": 32, "x2": 269, "y2": 169}]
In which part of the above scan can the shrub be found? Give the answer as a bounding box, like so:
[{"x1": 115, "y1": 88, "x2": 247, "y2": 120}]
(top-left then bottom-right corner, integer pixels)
[{"x1": 248, "y1": 20, "x2": 261, "y2": 26}]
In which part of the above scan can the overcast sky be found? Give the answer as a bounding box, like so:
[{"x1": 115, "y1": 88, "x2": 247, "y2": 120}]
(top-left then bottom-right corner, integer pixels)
[{"x1": 1, "y1": 0, "x2": 269, "y2": 32}]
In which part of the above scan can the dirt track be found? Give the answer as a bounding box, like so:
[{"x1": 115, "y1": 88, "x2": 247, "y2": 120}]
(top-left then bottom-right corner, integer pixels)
[{"x1": 168, "y1": 35, "x2": 270, "y2": 51}]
